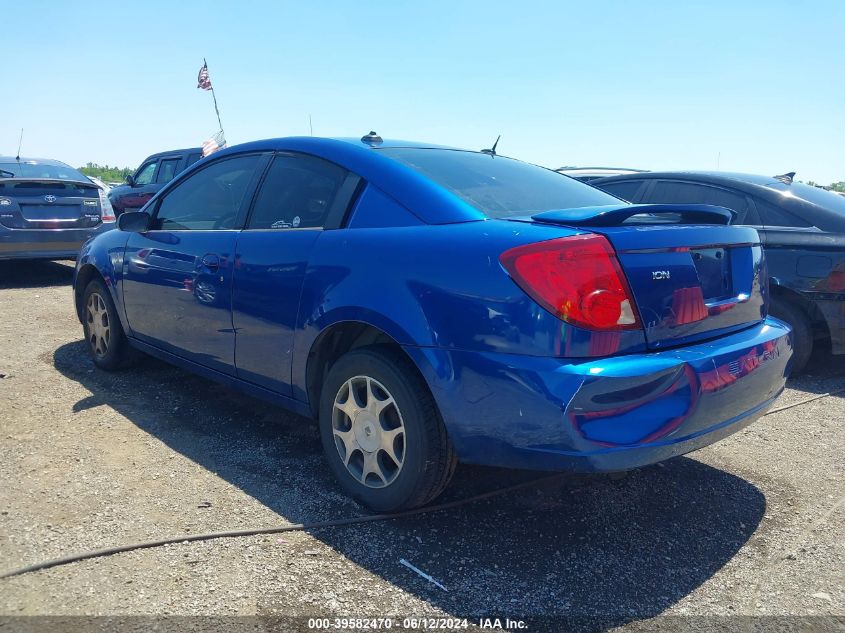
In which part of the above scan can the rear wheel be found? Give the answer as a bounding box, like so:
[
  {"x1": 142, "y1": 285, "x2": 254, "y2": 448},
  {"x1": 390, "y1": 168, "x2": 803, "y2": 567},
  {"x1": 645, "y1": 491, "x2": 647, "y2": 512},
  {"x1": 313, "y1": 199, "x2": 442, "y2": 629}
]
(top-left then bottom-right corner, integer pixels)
[
  {"x1": 82, "y1": 279, "x2": 137, "y2": 370},
  {"x1": 318, "y1": 347, "x2": 457, "y2": 512},
  {"x1": 770, "y1": 297, "x2": 812, "y2": 374}
]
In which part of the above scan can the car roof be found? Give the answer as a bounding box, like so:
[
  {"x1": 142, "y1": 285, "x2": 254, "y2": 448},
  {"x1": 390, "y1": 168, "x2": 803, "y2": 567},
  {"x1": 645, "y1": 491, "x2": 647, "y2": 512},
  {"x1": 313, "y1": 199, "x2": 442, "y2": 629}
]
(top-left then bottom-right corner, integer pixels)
[
  {"x1": 144, "y1": 147, "x2": 203, "y2": 159},
  {"x1": 556, "y1": 166, "x2": 648, "y2": 174},
  {"x1": 594, "y1": 170, "x2": 784, "y2": 187},
  {"x1": 160, "y1": 136, "x2": 517, "y2": 225},
  {"x1": 0, "y1": 156, "x2": 73, "y2": 168}
]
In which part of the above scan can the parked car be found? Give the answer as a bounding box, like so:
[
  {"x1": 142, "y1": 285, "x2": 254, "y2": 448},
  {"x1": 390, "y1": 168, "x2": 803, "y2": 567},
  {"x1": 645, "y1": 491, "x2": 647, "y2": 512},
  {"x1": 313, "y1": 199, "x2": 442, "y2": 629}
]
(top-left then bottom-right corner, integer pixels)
[
  {"x1": 108, "y1": 147, "x2": 202, "y2": 216},
  {"x1": 85, "y1": 175, "x2": 111, "y2": 194},
  {"x1": 73, "y1": 136, "x2": 792, "y2": 511},
  {"x1": 593, "y1": 171, "x2": 845, "y2": 372},
  {"x1": 0, "y1": 156, "x2": 115, "y2": 261},
  {"x1": 557, "y1": 166, "x2": 648, "y2": 183}
]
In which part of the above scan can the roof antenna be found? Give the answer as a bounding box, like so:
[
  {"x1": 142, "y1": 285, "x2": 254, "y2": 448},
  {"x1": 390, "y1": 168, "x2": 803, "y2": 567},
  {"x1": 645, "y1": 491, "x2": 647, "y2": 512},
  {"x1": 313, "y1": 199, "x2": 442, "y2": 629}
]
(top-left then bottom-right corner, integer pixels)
[
  {"x1": 774, "y1": 171, "x2": 795, "y2": 184},
  {"x1": 309, "y1": 114, "x2": 313, "y2": 137},
  {"x1": 481, "y1": 134, "x2": 500, "y2": 156},
  {"x1": 361, "y1": 131, "x2": 383, "y2": 145},
  {"x1": 16, "y1": 128, "x2": 23, "y2": 161}
]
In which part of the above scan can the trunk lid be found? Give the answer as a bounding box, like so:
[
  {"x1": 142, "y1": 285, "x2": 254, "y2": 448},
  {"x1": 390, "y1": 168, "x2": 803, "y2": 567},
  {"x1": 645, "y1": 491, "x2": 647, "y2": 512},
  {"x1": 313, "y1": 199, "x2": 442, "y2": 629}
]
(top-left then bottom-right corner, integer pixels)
[
  {"x1": 530, "y1": 204, "x2": 767, "y2": 350},
  {"x1": 0, "y1": 179, "x2": 103, "y2": 229}
]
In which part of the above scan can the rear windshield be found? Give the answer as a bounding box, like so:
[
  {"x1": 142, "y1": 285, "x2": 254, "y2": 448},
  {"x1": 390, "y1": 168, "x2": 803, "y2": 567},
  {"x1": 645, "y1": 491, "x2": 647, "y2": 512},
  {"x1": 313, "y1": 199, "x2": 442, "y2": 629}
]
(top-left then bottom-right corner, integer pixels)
[
  {"x1": 377, "y1": 148, "x2": 621, "y2": 218},
  {"x1": 766, "y1": 181, "x2": 845, "y2": 216},
  {"x1": 0, "y1": 161, "x2": 89, "y2": 182}
]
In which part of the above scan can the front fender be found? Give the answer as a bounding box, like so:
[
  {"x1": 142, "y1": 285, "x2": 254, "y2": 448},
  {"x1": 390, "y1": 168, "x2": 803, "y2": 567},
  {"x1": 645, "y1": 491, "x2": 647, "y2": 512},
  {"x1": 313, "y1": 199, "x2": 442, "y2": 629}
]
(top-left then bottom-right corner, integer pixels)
[{"x1": 74, "y1": 230, "x2": 131, "y2": 331}]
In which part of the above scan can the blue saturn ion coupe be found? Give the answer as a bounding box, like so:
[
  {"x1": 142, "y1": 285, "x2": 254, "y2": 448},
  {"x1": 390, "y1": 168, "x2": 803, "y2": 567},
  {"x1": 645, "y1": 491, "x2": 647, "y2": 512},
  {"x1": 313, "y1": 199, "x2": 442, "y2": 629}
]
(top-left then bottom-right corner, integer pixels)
[{"x1": 72, "y1": 134, "x2": 792, "y2": 511}]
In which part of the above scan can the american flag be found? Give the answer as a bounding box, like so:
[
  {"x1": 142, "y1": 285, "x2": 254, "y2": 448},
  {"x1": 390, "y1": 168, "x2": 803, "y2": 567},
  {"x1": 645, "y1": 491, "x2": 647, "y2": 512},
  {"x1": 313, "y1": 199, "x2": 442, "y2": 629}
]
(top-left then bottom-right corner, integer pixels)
[
  {"x1": 197, "y1": 63, "x2": 212, "y2": 91},
  {"x1": 202, "y1": 130, "x2": 227, "y2": 157}
]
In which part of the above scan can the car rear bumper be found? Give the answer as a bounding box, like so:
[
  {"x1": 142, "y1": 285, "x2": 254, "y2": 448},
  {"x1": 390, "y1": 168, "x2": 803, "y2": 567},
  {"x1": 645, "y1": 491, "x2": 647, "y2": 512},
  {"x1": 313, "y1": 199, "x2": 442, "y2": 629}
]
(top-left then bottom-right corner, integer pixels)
[
  {"x1": 407, "y1": 318, "x2": 793, "y2": 471},
  {"x1": 0, "y1": 224, "x2": 114, "y2": 260}
]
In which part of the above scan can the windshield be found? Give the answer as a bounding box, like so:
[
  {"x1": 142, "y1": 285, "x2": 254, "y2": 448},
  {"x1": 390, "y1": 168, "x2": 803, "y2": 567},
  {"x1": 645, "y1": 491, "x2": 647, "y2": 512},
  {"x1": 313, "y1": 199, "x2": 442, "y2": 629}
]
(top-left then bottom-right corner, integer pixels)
[
  {"x1": 377, "y1": 148, "x2": 622, "y2": 218},
  {"x1": 0, "y1": 161, "x2": 90, "y2": 182}
]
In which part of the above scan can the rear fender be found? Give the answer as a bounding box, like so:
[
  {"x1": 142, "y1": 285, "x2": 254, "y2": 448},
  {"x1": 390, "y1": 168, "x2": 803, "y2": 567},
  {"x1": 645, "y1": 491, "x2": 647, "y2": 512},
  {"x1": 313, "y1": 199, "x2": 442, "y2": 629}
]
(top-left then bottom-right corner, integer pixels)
[{"x1": 289, "y1": 221, "x2": 651, "y2": 402}]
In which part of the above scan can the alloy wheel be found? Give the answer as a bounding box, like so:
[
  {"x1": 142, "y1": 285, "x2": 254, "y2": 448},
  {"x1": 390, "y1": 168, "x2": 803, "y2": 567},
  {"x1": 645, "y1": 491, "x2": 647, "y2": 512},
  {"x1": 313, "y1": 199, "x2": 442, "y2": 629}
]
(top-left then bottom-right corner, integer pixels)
[
  {"x1": 86, "y1": 292, "x2": 111, "y2": 358},
  {"x1": 332, "y1": 375, "x2": 406, "y2": 488}
]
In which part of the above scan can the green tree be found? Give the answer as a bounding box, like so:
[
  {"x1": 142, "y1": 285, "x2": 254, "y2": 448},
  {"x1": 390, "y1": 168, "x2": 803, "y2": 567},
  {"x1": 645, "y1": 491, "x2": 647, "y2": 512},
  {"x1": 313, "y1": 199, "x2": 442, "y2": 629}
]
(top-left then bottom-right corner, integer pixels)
[{"x1": 78, "y1": 163, "x2": 133, "y2": 183}]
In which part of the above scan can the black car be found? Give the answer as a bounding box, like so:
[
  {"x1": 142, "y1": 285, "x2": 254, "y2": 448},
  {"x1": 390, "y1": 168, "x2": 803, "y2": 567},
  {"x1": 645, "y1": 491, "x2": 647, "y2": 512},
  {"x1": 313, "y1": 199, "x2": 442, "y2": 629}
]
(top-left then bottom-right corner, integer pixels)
[
  {"x1": 108, "y1": 147, "x2": 202, "y2": 216},
  {"x1": 593, "y1": 171, "x2": 845, "y2": 371}
]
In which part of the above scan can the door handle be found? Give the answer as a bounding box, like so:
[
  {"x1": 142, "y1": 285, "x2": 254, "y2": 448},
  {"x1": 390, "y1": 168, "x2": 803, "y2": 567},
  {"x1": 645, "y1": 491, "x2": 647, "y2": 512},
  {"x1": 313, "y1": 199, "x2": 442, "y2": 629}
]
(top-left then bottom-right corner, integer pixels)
[{"x1": 201, "y1": 253, "x2": 220, "y2": 270}]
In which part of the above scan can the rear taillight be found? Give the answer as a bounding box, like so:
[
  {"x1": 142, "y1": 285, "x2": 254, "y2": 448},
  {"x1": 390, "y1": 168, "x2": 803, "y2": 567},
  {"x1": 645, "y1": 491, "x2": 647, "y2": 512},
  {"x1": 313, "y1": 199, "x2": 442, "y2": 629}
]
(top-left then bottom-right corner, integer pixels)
[
  {"x1": 98, "y1": 188, "x2": 115, "y2": 222},
  {"x1": 500, "y1": 234, "x2": 641, "y2": 331}
]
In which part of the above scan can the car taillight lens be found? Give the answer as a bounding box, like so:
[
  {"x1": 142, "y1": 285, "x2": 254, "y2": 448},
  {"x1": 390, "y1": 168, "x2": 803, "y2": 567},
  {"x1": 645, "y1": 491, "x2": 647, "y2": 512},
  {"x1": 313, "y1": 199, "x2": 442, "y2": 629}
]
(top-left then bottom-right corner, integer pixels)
[
  {"x1": 500, "y1": 234, "x2": 641, "y2": 331},
  {"x1": 98, "y1": 188, "x2": 115, "y2": 222}
]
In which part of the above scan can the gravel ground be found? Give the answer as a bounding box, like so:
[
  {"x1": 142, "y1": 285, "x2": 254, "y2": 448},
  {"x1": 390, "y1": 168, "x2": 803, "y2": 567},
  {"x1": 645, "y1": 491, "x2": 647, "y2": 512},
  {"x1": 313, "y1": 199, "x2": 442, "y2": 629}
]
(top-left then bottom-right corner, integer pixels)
[{"x1": 0, "y1": 259, "x2": 843, "y2": 631}]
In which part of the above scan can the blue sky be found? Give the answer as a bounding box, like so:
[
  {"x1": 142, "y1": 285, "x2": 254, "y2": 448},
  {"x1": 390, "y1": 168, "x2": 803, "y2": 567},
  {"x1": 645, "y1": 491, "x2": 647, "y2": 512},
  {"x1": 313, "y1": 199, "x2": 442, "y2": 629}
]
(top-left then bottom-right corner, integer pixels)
[{"x1": 4, "y1": 1, "x2": 843, "y2": 183}]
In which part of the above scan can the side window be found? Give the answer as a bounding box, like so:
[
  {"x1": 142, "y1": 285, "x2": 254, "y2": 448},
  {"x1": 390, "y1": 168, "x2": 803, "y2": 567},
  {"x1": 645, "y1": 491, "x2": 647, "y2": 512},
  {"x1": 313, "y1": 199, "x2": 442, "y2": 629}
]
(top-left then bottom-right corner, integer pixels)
[
  {"x1": 186, "y1": 152, "x2": 203, "y2": 168},
  {"x1": 156, "y1": 158, "x2": 181, "y2": 184},
  {"x1": 153, "y1": 154, "x2": 261, "y2": 230},
  {"x1": 754, "y1": 198, "x2": 813, "y2": 228},
  {"x1": 647, "y1": 181, "x2": 715, "y2": 204},
  {"x1": 248, "y1": 154, "x2": 348, "y2": 230},
  {"x1": 596, "y1": 180, "x2": 644, "y2": 202},
  {"x1": 703, "y1": 187, "x2": 750, "y2": 221},
  {"x1": 134, "y1": 161, "x2": 157, "y2": 186},
  {"x1": 645, "y1": 181, "x2": 753, "y2": 223}
]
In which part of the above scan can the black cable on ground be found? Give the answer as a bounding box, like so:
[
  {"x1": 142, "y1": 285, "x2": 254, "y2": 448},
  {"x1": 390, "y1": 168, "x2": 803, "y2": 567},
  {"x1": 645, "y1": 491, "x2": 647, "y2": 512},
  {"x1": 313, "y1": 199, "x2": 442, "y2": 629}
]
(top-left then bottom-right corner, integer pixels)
[
  {"x1": 3, "y1": 384, "x2": 843, "y2": 580},
  {"x1": 762, "y1": 386, "x2": 845, "y2": 415},
  {"x1": 0, "y1": 473, "x2": 565, "y2": 579}
]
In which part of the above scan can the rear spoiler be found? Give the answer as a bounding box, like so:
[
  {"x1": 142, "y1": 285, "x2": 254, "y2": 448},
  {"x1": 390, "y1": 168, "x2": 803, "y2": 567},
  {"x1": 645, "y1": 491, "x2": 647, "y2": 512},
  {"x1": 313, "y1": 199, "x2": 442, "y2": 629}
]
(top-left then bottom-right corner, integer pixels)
[
  {"x1": 0, "y1": 177, "x2": 98, "y2": 187},
  {"x1": 531, "y1": 204, "x2": 735, "y2": 227}
]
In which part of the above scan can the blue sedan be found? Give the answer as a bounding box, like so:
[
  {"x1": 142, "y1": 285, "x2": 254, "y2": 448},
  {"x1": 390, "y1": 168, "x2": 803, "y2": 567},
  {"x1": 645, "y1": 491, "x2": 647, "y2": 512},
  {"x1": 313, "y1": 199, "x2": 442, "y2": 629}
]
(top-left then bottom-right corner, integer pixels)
[{"x1": 73, "y1": 134, "x2": 792, "y2": 511}]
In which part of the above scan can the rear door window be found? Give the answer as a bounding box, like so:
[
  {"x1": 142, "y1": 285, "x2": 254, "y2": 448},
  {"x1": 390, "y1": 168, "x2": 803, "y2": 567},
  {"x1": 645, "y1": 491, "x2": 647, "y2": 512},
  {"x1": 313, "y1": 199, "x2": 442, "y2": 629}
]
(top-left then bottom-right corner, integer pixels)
[
  {"x1": 156, "y1": 158, "x2": 181, "y2": 184},
  {"x1": 596, "y1": 180, "x2": 645, "y2": 202},
  {"x1": 247, "y1": 154, "x2": 348, "y2": 230},
  {"x1": 644, "y1": 180, "x2": 758, "y2": 224}
]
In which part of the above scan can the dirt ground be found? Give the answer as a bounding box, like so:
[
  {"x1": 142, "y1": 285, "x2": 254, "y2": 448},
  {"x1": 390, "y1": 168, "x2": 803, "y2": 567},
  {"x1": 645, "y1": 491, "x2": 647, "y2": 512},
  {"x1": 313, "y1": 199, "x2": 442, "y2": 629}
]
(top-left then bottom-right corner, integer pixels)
[{"x1": 0, "y1": 259, "x2": 843, "y2": 631}]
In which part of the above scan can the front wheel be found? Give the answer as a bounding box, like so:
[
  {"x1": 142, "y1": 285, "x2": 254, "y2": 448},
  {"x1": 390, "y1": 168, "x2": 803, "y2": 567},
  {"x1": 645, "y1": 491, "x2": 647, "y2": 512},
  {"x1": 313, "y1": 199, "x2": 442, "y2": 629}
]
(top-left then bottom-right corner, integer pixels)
[
  {"x1": 318, "y1": 347, "x2": 457, "y2": 512},
  {"x1": 82, "y1": 278, "x2": 137, "y2": 370}
]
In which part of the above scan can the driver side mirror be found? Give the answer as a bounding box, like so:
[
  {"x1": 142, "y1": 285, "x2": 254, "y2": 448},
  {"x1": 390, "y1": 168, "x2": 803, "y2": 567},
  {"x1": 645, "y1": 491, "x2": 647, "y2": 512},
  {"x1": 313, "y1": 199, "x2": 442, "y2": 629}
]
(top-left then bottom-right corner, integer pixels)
[
  {"x1": 117, "y1": 211, "x2": 151, "y2": 233},
  {"x1": 124, "y1": 174, "x2": 136, "y2": 187}
]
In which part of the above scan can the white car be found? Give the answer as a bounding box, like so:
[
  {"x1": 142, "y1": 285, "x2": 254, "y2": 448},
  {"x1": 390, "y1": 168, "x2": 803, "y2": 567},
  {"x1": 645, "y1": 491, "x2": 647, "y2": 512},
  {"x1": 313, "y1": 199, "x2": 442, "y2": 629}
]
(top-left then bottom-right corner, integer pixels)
[
  {"x1": 85, "y1": 175, "x2": 111, "y2": 194},
  {"x1": 556, "y1": 166, "x2": 648, "y2": 183}
]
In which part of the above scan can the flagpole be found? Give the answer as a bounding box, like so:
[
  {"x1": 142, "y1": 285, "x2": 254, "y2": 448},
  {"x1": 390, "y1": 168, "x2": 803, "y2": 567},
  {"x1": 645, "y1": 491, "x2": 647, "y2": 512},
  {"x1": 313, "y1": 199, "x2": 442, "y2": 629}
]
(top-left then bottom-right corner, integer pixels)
[{"x1": 204, "y1": 57, "x2": 224, "y2": 136}]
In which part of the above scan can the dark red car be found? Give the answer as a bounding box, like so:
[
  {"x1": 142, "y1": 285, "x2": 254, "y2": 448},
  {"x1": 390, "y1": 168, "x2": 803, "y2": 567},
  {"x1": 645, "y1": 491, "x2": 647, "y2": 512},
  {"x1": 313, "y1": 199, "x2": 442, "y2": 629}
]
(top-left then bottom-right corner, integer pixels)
[{"x1": 108, "y1": 148, "x2": 202, "y2": 216}]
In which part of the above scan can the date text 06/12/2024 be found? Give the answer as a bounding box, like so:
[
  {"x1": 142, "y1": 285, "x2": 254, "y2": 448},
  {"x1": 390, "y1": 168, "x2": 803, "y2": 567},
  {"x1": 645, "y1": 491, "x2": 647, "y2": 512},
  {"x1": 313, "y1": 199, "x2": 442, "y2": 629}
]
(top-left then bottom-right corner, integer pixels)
[{"x1": 306, "y1": 617, "x2": 528, "y2": 629}]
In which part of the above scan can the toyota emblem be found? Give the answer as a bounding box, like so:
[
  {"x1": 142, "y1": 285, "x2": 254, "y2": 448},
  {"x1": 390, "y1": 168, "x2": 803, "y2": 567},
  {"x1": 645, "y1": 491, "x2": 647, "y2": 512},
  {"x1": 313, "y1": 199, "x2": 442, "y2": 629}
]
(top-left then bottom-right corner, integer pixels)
[{"x1": 44, "y1": 195, "x2": 57, "y2": 203}]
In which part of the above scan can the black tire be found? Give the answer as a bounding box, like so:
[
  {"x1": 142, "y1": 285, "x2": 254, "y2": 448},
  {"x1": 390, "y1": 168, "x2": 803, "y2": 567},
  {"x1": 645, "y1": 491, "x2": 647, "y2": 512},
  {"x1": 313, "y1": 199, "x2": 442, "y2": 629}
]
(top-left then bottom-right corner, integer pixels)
[
  {"x1": 770, "y1": 297, "x2": 813, "y2": 374},
  {"x1": 81, "y1": 278, "x2": 138, "y2": 371},
  {"x1": 318, "y1": 346, "x2": 457, "y2": 512}
]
